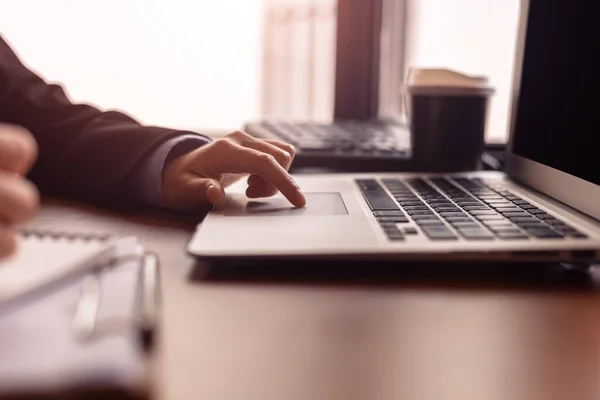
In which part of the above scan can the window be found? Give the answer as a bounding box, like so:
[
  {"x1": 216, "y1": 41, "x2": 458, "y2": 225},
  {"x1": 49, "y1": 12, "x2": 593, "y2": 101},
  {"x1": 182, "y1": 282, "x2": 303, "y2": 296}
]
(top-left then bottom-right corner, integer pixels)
[
  {"x1": 0, "y1": 0, "x2": 264, "y2": 132},
  {"x1": 403, "y1": 0, "x2": 521, "y2": 143},
  {"x1": 1, "y1": 0, "x2": 520, "y2": 143},
  {"x1": 262, "y1": 0, "x2": 520, "y2": 143}
]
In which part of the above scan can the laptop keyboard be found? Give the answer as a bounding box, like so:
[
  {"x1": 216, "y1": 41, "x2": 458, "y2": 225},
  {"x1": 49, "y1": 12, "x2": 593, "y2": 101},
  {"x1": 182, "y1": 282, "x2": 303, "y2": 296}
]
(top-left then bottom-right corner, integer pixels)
[
  {"x1": 253, "y1": 120, "x2": 409, "y2": 155},
  {"x1": 356, "y1": 177, "x2": 589, "y2": 242}
]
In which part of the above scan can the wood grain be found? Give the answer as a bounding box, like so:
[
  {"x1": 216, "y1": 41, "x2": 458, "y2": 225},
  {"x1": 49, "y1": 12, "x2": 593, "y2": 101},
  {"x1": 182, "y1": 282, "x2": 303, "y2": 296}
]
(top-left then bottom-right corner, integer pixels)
[{"x1": 30, "y1": 200, "x2": 600, "y2": 400}]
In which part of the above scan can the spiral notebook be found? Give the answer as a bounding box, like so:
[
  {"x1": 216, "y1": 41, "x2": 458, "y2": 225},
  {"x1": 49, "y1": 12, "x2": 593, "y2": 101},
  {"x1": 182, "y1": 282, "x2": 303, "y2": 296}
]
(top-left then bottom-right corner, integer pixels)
[
  {"x1": 0, "y1": 230, "x2": 119, "y2": 312},
  {"x1": 0, "y1": 230, "x2": 156, "y2": 399}
]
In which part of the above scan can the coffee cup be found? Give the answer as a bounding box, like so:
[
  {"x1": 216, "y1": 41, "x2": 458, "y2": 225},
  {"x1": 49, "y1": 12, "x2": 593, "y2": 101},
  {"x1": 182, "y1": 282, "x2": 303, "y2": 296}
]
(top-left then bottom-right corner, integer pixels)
[{"x1": 403, "y1": 68, "x2": 495, "y2": 172}]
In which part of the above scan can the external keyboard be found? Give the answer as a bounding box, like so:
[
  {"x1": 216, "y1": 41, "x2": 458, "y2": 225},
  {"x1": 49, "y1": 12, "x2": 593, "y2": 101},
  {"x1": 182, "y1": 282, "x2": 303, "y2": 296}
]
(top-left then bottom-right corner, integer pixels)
[
  {"x1": 245, "y1": 119, "x2": 411, "y2": 171},
  {"x1": 356, "y1": 177, "x2": 589, "y2": 242}
]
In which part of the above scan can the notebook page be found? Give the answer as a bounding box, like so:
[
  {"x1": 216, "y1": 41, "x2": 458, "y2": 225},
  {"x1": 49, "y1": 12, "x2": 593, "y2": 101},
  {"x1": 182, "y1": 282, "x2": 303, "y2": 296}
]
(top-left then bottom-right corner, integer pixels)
[
  {"x1": 0, "y1": 234, "x2": 115, "y2": 307},
  {"x1": 0, "y1": 246, "x2": 146, "y2": 395}
]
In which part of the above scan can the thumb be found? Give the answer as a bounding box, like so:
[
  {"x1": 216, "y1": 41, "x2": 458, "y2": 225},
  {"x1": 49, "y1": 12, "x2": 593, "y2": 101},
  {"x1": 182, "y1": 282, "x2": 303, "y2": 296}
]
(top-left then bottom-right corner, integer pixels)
[
  {"x1": 163, "y1": 174, "x2": 225, "y2": 211},
  {"x1": 199, "y1": 178, "x2": 226, "y2": 205}
]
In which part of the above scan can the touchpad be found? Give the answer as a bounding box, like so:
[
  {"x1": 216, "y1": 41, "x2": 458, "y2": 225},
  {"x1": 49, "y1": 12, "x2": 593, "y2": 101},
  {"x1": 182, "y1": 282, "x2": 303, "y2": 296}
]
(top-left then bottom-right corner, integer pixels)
[{"x1": 223, "y1": 192, "x2": 348, "y2": 216}]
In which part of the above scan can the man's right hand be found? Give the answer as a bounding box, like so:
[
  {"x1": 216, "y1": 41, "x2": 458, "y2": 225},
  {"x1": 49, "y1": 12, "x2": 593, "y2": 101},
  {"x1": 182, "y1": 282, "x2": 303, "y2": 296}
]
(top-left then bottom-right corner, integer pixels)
[{"x1": 0, "y1": 124, "x2": 39, "y2": 259}]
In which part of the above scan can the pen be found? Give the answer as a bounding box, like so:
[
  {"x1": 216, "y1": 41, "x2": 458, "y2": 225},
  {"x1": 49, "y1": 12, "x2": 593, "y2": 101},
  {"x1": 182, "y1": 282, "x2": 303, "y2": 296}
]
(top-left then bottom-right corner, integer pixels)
[{"x1": 138, "y1": 252, "x2": 160, "y2": 352}]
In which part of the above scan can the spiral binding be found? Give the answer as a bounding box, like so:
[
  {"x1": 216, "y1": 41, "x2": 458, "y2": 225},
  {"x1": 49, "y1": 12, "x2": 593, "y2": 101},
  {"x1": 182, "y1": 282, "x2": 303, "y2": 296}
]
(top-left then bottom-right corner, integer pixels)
[{"x1": 20, "y1": 228, "x2": 113, "y2": 242}]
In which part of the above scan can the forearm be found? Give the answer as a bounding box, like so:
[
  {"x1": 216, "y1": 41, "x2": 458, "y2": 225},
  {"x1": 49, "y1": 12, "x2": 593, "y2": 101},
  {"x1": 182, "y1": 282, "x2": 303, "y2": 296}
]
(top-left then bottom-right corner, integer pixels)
[{"x1": 0, "y1": 35, "x2": 205, "y2": 208}]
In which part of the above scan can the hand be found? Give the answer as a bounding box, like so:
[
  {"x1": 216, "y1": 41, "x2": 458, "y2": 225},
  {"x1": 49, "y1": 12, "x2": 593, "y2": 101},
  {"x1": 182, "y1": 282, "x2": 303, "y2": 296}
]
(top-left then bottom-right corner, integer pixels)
[
  {"x1": 161, "y1": 130, "x2": 306, "y2": 210},
  {"x1": 0, "y1": 124, "x2": 39, "y2": 259}
]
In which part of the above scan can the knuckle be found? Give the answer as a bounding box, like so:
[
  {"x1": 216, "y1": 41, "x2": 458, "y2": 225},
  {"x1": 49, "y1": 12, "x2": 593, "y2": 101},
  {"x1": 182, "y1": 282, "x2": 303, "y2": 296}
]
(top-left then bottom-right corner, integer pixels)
[
  {"x1": 213, "y1": 138, "x2": 236, "y2": 152},
  {"x1": 227, "y1": 130, "x2": 248, "y2": 141},
  {"x1": 281, "y1": 143, "x2": 296, "y2": 157},
  {"x1": 278, "y1": 150, "x2": 292, "y2": 165},
  {"x1": 259, "y1": 153, "x2": 278, "y2": 168}
]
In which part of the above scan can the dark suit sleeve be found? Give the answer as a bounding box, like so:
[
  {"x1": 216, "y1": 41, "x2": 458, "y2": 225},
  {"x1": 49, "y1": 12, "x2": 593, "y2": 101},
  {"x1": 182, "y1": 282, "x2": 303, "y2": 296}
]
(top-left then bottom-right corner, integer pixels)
[{"x1": 0, "y1": 35, "x2": 190, "y2": 209}]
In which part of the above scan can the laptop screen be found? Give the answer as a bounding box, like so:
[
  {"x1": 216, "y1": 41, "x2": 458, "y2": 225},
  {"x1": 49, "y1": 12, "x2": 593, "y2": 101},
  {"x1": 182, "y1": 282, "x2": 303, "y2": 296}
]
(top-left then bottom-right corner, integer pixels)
[{"x1": 511, "y1": 0, "x2": 598, "y2": 185}]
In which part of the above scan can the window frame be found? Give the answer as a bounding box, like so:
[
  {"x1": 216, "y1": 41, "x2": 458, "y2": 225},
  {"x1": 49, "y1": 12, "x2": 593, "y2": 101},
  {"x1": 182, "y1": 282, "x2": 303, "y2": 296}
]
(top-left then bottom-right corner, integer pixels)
[{"x1": 333, "y1": 0, "x2": 408, "y2": 120}]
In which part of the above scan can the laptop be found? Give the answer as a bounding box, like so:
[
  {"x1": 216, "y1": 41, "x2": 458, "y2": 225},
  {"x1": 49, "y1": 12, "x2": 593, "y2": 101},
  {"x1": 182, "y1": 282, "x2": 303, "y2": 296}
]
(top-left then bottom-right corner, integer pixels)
[{"x1": 188, "y1": 0, "x2": 600, "y2": 263}]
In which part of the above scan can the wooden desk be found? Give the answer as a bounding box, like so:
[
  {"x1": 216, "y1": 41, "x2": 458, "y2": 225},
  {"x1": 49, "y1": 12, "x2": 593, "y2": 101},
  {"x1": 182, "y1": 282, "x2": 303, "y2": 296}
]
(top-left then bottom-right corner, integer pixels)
[{"x1": 30, "y1": 200, "x2": 600, "y2": 400}]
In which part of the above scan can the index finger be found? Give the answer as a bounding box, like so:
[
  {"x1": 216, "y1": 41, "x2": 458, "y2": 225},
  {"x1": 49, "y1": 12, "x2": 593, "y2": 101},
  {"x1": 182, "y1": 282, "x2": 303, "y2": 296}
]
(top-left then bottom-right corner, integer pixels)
[{"x1": 232, "y1": 147, "x2": 306, "y2": 207}]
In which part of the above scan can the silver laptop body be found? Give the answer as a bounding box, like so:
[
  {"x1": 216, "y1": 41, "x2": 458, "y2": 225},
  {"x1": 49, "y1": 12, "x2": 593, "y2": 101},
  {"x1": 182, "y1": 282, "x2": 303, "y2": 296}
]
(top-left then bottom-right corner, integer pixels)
[{"x1": 188, "y1": 0, "x2": 600, "y2": 262}]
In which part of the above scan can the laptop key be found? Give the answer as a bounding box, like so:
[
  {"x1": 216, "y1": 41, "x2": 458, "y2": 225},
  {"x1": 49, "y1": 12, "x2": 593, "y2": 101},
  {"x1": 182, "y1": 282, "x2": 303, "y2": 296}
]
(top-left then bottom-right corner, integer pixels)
[
  {"x1": 516, "y1": 223, "x2": 550, "y2": 232},
  {"x1": 474, "y1": 215, "x2": 506, "y2": 221},
  {"x1": 398, "y1": 201, "x2": 425, "y2": 207},
  {"x1": 402, "y1": 205, "x2": 430, "y2": 211},
  {"x1": 551, "y1": 224, "x2": 577, "y2": 232},
  {"x1": 468, "y1": 210, "x2": 498, "y2": 216},
  {"x1": 528, "y1": 209, "x2": 546, "y2": 215},
  {"x1": 377, "y1": 216, "x2": 409, "y2": 223},
  {"x1": 362, "y1": 190, "x2": 400, "y2": 211},
  {"x1": 404, "y1": 227, "x2": 419, "y2": 235},
  {"x1": 493, "y1": 207, "x2": 522, "y2": 213},
  {"x1": 483, "y1": 221, "x2": 519, "y2": 232},
  {"x1": 520, "y1": 204, "x2": 538, "y2": 210},
  {"x1": 482, "y1": 200, "x2": 511, "y2": 206},
  {"x1": 551, "y1": 226, "x2": 588, "y2": 238},
  {"x1": 570, "y1": 233, "x2": 589, "y2": 239},
  {"x1": 355, "y1": 179, "x2": 381, "y2": 191},
  {"x1": 450, "y1": 222, "x2": 481, "y2": 230},
  {"x1": 482, "y1": 220, "x2": 515, "y2": 227},
  {"x1": 496, "y1": 231, "x2": 529, "y2": 240},
  {"x1": 502, "y1": 212, "x2": 531, "y2": 218},
  {"x1": 486, "y1": 202, "x2": 514, "y2": 208},
  {"x1": 411, "y1": 214, "x2": 440, "y2": 221},
  {"x1": 525, "y1": 228, "x2": 564, "y2": 239},
  {"x1": 460, "y1": 202, "x2": 486, "y2": 207},
  {"x1": 461, "y1": 207, "x2": 490, "y2": 213},
  {"x1": 433, "y1": 206, "x2": 460, "y2": 212},
  {"x1": 536, "y1": 214, "x2": 556, "y2": 220},
  {"x1": 374, "y1": 211, "x2": 406, "y2": 217},
  {"x1": 406, "y1": 210, "x2": 435, "y2": 217},
  {"x1": 415, "y1": 219, "x2": 445, "y2": 226},
  {"x1": 491, "y1": 228, "x2": 523, "y2": 234},
  {"x1": 545, "y1": 218, "x2": 567, "y2": 226},
  {"x1": 390, "y1": 192, "x2": 412, "y2": 197},
  {"x1": 439, "y1": 212, "x2": 468, "y2": 218},
  {"x1": 509, "y1": 216, "x2": 540, "y2": 223},
  {"x1": 386, "y1": 233, "x2": 405, "y2": 241},
  {"x1": 421, "y1": 226, "x2": 458, "y2": 240},
  {"x1": 559, "y1": 228, "x2": 584, "y2": 236},
  {"x1": 456, "y1": 227, "x2": 495, "y2": 240},
  {"x1": 445, "y1": 217, "x2": 475, "y2": 223}
]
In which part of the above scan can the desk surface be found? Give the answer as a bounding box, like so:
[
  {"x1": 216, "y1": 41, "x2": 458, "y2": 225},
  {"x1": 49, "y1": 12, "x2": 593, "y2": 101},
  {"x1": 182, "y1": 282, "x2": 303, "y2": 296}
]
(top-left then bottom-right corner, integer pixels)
[{"x1": 30, "y1": 200, "x2": 600, "y2": 400}]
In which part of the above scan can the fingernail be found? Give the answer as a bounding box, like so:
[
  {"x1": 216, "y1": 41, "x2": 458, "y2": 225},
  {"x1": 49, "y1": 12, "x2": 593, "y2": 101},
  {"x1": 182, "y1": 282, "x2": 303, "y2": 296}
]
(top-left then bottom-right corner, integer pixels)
[{"x1": 206, "y1": 184, "x2": 218, "y2": 203}]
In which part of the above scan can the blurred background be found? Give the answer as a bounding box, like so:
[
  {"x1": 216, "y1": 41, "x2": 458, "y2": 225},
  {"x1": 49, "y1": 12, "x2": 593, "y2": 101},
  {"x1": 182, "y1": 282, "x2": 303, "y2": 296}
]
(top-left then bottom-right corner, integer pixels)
[{"x1": 0, "y1": 0, "x2": 519, "y2": 143}]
